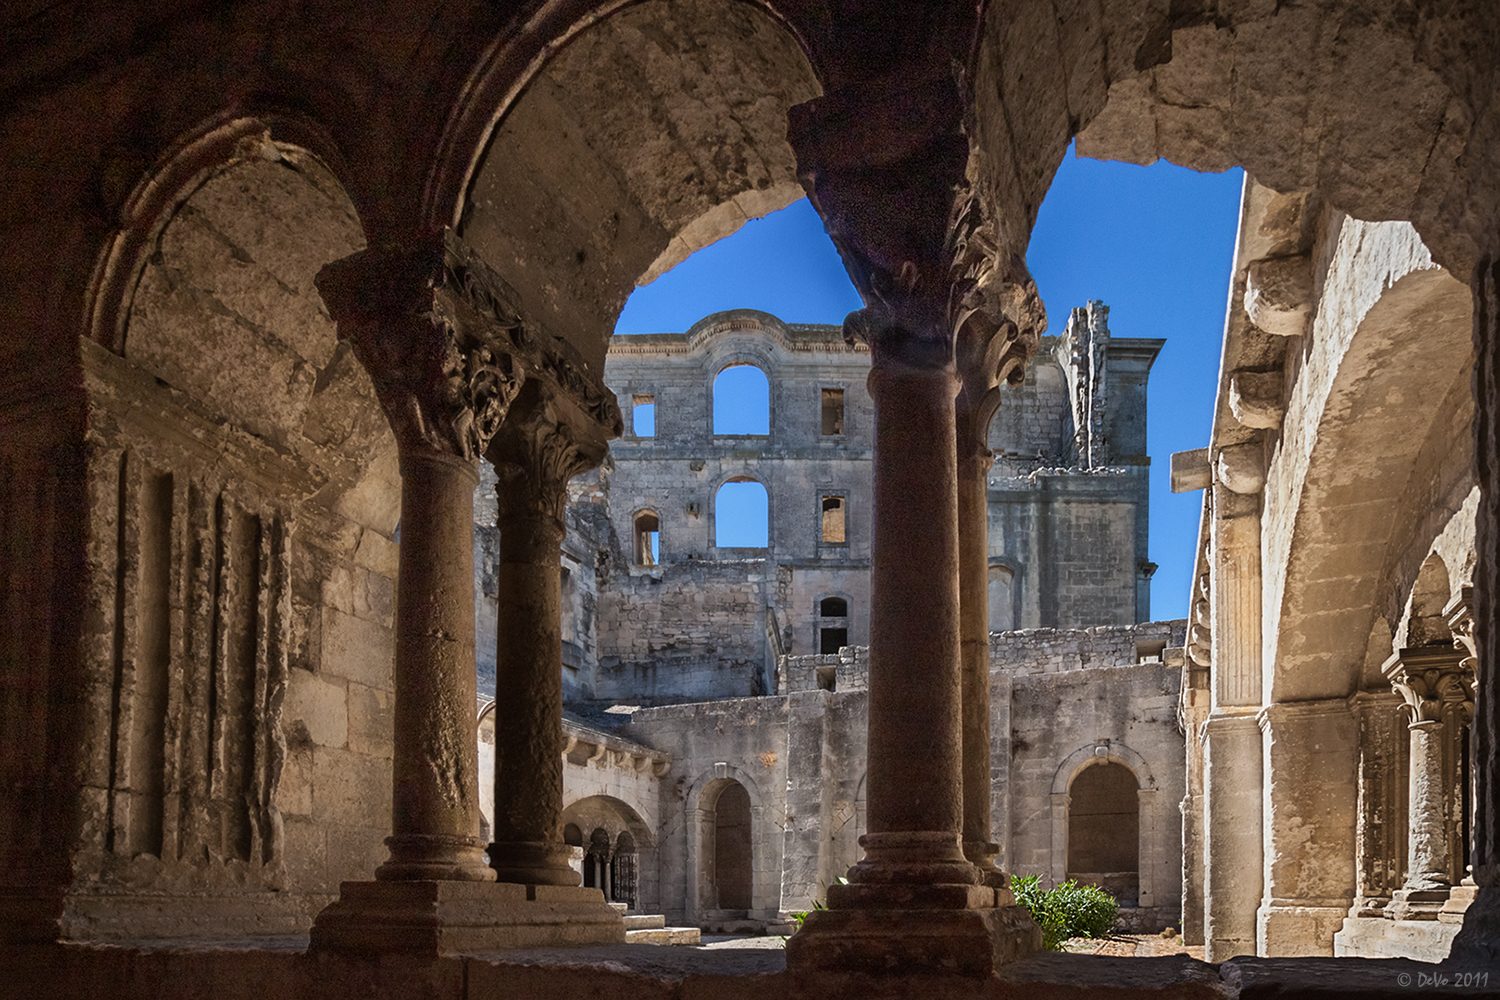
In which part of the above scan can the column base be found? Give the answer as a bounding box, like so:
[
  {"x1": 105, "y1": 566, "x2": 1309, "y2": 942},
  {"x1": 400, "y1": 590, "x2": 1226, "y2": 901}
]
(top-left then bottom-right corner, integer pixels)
[
  {"x1": 487, "y1": 840, "x2": 581, "y2": 886},
  {"x1": 1387, "y1": 883, "x2": 1451, "y2": 921},
  {"x1": 1439, "y1": 879, "x2": 1478, "y2": 924},
  {"x1": 962, "y1": 841, "x2": 1011, "y2": 892},
  {"x1": 846, "y1": 831, "x2": 980, "y2": 887},
  {"x1": 375, "y1": 833, "x2": 494, "y2": 882},
  {"x1": 308, "y1": 880, "x2": 624, "y2": 956},
  {"x1": 785, "y1": 890, "x2": 1041, "y2": 977},
  {"x1": 1256, "y1": 898, "x2": 1350, "y2": 956}
]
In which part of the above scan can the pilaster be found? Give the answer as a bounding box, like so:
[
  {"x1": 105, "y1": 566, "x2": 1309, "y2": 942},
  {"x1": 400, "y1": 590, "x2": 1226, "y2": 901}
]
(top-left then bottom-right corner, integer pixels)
[{"x1": 1255, "y1": 699, "x2": 1357, "y2": 956}]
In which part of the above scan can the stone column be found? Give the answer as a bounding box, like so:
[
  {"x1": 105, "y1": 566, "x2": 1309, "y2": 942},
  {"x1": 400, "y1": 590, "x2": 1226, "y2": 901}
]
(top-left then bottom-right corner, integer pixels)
[
  {"x1": 306, "y1": 229, "x2": 623, "y2": 954},
  {"x1": 487, "y1": 380, "x2": 611, "y2": 886},
  {"x1": 782, "y1": 73, "x2": 1043, "y2": 976},
  {"x1": 1452, "y1": 250, "x2": 1500, "y2": 961},
  {"x1": 311, "y1": 235, "x2": 519, "y2": 890},
  {"x1": 1442, "y1": 588, "x2": 1480, "y2": 923},
  {"x1": 382, "y1": 450, "x2": 495, "y2": 881},
  {"x1": 955, "y1": 286, "x2": 1041, "y2": 885},
  {"x1": 1385, "y1": 645, "x2": 1474, "y2": 919},
  {"x1": 1202, "y1": 477, "x2": 1264, "y2": 961}
]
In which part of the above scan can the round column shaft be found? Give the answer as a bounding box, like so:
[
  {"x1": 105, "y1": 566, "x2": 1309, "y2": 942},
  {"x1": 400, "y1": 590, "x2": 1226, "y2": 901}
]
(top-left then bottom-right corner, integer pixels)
[
  {"x1": 378, "y1": 450, "x2": 493, "y2": 882},
  {"x1": 489, "y1": 503, "x2": 579, "y2": 885},
  {"x1": 852, "y1": 360, "x2": 975, "y2": 887},
  {"x1": 957, "y1": 435, "x2": 1001, "y2": 881},
  {"x1": 1408, "y1": 719, "x2": 1453, "y2": 888}
]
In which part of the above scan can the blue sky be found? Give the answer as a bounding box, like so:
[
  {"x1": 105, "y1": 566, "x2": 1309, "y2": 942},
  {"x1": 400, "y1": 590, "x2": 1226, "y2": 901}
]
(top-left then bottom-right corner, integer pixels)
[{"x1": 614, "y1": 146, "x2": 1243, "y2": 620}]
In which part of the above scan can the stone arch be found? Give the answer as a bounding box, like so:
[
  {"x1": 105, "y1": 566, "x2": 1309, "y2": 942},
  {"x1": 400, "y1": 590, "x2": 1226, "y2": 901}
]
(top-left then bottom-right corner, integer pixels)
[
  {"x1": 988, "y1": 561, "x2": 1017, "y2": 633},
  {"x1": 973, "y1": 4, "x2": 1485, "y2": 274},
  {"x1": 1263, "y1": 241, "x2": 1473, "y2": 704},
  {"x1": 1399, "y1": 552, "x2": 1455, "y2": 650},
  {"x1": 68, "y1": 112, "x2": 405, "y2": 926},
  {"x1": 560, "y1": 793, "x2": 658, "y2": 910},
  {"x1": 1049, "y1": 743, "x2": 1161, "y2": 909},
  {"x1": 683, "y1": 763, "x2": 773, "y2": 925},
  {"x1": 449, "y1": 0, "x2": 822, "y2": 372}
]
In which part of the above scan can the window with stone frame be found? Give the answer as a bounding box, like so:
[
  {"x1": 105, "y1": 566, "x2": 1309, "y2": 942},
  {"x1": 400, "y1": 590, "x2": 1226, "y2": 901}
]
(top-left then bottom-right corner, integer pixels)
[
  {"x1": 821, "y1": 386, "x2": 845, "y2": 435},
  {"x1": 633, "y1": 510, "x2": 660, "y2": 565},
  {"x1": 631, "y1": 392, "x2": 656, "y2": 437},
  {"x1": 821, "y1": 494, "x2": 847, "y2": 544}
]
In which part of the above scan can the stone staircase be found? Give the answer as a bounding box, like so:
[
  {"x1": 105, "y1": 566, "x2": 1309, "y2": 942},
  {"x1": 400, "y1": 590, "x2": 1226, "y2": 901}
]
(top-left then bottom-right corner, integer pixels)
[{"x1": 609, "y1": 903, "x2": 701, "y2": 945}]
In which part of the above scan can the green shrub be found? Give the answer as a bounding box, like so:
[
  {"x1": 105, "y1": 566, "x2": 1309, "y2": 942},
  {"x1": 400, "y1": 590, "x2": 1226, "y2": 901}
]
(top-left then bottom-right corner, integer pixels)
[{"x1": 1011, "y1": 875, "x2": 1118, "y2": 950}]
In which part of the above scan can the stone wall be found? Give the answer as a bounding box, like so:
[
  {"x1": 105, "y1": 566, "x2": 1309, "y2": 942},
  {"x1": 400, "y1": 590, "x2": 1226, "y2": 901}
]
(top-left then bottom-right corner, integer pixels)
[{"x1": 993, "y1": 623, "x2": 1188, "y2": 933}]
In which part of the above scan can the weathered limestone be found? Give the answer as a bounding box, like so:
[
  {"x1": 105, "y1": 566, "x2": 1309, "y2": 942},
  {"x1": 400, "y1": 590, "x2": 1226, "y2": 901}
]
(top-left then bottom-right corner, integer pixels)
[
  {"x1": 487, "y1": 379, "x2": 614, "y2": 885},
  {"x1": 307, "y1": 229, "x2": 624, "y2": 952},
  {"x1": 782, "y1": 73, "x2": 1040, "y2": 974},
  {"x1": 1255, "y1": 699, "x2": 1357, "y2": 956},
  {"x1": 1384, "y1": 645, "x2": 1474, "y2": 920},
  {"x1": 1203, "y1": 483, "x2": 1263, "y2": 961}
]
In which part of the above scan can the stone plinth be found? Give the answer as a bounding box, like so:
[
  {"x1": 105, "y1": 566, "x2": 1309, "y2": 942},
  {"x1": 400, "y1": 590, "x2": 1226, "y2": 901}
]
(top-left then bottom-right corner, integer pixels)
[
  {"x1": 786, "y1": 883, "x2": 1040, "y2": 977},
  {"x1": 308, "y1": 881, "x2": 624, "y2": 956}
]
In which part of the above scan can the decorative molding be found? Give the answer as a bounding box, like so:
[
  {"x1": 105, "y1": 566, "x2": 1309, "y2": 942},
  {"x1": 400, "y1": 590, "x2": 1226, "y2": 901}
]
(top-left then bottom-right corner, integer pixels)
[
  {"x1": 316, "y1": 229, "x2": 621, "y2": 463},
  {"x1": 1384, "y1": 645, "x2": 1475, "y2": 726}
]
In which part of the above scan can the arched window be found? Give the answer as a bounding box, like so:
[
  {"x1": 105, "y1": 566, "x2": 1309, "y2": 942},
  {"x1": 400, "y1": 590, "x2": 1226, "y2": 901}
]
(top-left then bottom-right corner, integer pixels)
[
  {"x1": 819, "y1": 596, "x2": 847, "y2": 617},
  {"x1": 563, "y1": 823, "x2": 584, "y2": 847},
  {"x1": 633, "y1": 510, "x2": 660, "y2": 565},
  {"x1": 1068, "y1": 762, "x2": 1139, "y2": 906},
  {"x1": 713, "y1": 364, "x2": 770, "y2": 435},
  {"x1": 714, "y1": 478, "x2": 768, "y2": 548},
  {"x1": 712, "y1": 782, "x2": 753, "y2": 911}
]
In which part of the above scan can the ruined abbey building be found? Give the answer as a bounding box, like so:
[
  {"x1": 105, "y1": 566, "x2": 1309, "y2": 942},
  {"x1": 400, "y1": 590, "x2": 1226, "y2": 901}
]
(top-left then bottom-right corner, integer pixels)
[
  {"x1": 474, "y1": 306, "x2": 1186, "y2": 934},
  {"x1": 7, "y1": 0, "x2": 1500, "y2": 997}
]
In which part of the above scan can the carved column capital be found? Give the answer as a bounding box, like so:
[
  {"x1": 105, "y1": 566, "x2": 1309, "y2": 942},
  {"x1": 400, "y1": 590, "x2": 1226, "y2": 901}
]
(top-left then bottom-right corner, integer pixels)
[
  {"x1": 1446, "y1": 586, "x2": 1478, "y2": 679},
  {"x1": 488, "y1": 380, "x2": 614, "y2": 531},
  {"x1": 315, "y1": 229, "x2": 535, "y2": 461},
  {"x1": 1385, "y1": 645, "x2": 1476, "y2": 726},
  {"x1": 789, "y1": 75, "x2": 1040, "y2": 380},
  {"x1": 955, "y1": 252, "x2": 1046, "y2": 457}
]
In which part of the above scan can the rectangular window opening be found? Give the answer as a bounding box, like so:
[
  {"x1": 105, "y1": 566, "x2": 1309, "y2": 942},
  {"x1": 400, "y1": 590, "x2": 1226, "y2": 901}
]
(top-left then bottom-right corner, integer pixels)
[
  {"x1": 1135, "y1": 640, "x2": 1166, "y2": 663},
  {"x1": 821, "y1": 495, "x2": 846, "y2": 544},
  {"x1": 821, "y1": 388, "x2": 845, "y2": 436},
  {"x1": 820, "y1": 627, "x2": 848, "y2": 655},
  {"x1": 632, "y1": 393, "x2": 656, "y2": 438}
]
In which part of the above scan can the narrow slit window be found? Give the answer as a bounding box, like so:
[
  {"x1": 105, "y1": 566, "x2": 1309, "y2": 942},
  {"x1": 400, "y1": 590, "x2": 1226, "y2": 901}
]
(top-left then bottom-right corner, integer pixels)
[
  {"x1": 821, "y1": 388, "x2": 845, "y2": 435},
  {"x1": 634, "y1": 511, "x2": 660, "y2": 565},
  {"x1": 632, "y1": 393, "x2": 656, "y2": 437},
  {"x1": 821, "y1": 495, "x2": 846, "y2": 544}
]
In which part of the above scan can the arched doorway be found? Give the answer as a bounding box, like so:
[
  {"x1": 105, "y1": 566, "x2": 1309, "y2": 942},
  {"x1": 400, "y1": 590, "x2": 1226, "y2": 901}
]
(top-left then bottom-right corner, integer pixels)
[
  {"x1": 711, "y1": 780, "x2": 753, "y2": 912},
  {"x1": 612, "y1": 831, "x2": 639, "y2": 910},
  {"x1": 1068, "y1": 761, "x2": 1140, "y2": 907}
]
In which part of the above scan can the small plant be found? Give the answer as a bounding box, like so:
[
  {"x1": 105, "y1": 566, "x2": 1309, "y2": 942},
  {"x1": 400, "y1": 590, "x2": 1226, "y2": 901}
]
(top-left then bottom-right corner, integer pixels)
[
  {"x1": 1011, "y1": 875, "x2": 1118, "y2": 951},
  {"x1": 782, "y1": 877, "x2": 846, "y2": 945}
]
